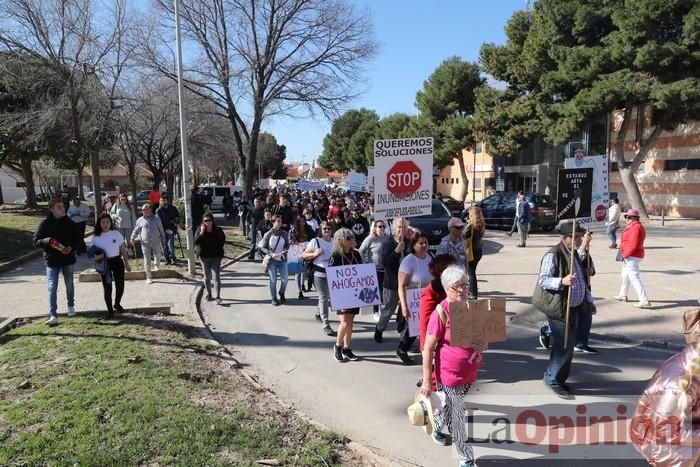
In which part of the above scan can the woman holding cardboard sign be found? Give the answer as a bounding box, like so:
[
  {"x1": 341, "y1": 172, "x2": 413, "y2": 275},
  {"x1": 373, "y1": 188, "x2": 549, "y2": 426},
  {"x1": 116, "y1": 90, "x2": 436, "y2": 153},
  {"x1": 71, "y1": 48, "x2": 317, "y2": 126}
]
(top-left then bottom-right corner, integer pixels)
[
  {"x1": 397, "y1": 232, "x2": 433, "y2": 365},
  {"x1": 420, "y1": 266, "x2": 487, "y2": 467},
  {"x1": 328, "y1": 228, "x2": 363, "y2": 363}
]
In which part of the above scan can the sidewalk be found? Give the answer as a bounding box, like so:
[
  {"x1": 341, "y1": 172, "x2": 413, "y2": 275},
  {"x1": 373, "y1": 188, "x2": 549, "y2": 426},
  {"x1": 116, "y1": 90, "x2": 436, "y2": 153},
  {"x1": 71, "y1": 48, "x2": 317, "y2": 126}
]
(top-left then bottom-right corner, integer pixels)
[
  {"x1": 0, "y1": 254, "x2": 199, "y2": 323},
  {"x1": 478, "y1": 220, "x2": 699, "y2": 350}
]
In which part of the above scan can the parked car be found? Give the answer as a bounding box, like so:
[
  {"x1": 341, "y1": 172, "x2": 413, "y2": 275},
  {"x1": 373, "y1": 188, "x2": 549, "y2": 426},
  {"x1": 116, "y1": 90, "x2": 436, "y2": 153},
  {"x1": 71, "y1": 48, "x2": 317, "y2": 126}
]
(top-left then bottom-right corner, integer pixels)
[
  {"x1": 85, "y1": 191, "x2": 107, "y2": 200},
  {"x1": 128, "y1": 190, "x2": 151, "y2": 204},
  {"x1": 473, "y1": 192, "x2": 556, "y2": 231},
  {"x1": 390, "y1": 199, "x2": 453, "y2": 250},
  {"x1": 435, "y1": 195, "x2": 464, "y2": 215}
]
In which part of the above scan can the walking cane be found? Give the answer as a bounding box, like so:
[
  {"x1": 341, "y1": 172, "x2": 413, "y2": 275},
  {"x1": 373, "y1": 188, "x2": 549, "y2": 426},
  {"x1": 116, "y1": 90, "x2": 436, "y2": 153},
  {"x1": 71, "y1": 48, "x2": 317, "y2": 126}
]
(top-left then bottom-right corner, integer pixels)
[{"x1": 563, "y1": 220, "x2": 577, "y2": 348}]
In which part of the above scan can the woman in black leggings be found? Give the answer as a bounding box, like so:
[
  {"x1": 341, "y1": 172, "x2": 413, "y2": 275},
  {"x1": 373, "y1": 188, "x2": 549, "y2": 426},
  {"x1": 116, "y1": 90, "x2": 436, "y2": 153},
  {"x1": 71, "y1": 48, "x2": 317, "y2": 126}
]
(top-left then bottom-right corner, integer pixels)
[
  {"x1": 90, "y1": 213, "x2": 131, "y2": 318},
  {"x1": 194, "y1": 213, "x2": 226, "y2": 304}
]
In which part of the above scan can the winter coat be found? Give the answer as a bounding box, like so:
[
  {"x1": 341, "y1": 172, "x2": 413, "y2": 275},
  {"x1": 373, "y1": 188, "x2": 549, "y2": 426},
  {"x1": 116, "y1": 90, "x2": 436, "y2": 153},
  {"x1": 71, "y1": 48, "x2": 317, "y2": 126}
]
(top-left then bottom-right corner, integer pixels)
[{"x1": 32, "y1": 213, "x2": 80, "y2": 268}]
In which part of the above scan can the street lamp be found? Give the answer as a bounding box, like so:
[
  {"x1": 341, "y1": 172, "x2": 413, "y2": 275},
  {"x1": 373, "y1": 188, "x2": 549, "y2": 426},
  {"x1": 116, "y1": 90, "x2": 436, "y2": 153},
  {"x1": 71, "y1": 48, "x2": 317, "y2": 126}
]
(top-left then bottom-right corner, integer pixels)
[{"x1": 174, "y1": 0, "x2": 196, "y2": 276}]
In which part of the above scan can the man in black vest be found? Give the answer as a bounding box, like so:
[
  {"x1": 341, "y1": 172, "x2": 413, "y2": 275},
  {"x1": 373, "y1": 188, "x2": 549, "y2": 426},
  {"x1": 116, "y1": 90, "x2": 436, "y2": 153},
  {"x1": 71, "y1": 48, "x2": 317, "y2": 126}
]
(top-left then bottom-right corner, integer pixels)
[{"x1": 535, "y1": 221, "x2": 593, "y2": 398}]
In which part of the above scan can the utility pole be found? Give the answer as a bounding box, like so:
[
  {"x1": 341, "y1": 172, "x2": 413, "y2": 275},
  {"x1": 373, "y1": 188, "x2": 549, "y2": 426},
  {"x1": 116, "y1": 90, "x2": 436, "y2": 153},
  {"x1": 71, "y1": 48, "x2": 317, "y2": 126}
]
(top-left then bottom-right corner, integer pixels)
[{"x1": 174, "y1": 0, "x2": 196, "y2": 276}]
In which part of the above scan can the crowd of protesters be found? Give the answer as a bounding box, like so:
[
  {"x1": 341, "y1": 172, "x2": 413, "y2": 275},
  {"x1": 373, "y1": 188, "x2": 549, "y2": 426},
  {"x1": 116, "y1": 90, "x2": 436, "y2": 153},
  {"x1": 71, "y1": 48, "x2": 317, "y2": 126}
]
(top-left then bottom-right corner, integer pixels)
[{"x1": 32, "y1": 182, "x2": 658, "y2": 467}]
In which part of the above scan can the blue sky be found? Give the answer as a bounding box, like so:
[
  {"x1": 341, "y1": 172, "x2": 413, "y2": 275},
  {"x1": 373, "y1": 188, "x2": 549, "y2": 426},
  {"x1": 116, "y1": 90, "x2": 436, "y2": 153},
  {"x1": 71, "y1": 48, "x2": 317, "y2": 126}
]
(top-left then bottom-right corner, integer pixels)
[{"x1": 264, "y1": 0, "x2": 527, "y2": 165}]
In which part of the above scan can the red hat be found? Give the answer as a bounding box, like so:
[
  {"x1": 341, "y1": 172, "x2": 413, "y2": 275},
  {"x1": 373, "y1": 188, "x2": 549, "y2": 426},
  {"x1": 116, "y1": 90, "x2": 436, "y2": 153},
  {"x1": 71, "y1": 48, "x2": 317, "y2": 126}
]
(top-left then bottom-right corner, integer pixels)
[{"x1": 624, "y1": 209, "x2": 640, "y2": 218}]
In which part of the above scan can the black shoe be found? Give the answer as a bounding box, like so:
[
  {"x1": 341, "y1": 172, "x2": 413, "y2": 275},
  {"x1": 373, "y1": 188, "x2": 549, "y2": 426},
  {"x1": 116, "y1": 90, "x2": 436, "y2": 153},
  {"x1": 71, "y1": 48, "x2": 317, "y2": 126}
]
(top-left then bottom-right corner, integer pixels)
[
  {"x1": 333, "y1": 344, "x2": 345, "y2": 362},
  {"x1": 374, "y1": 330, "x2": 383, "y2": 343},
  {"x1": 323, "y1": 325, "x2": 337, "y2": 337},
  {"x1": 575, "y1": 345, "x2": 599, "y2": 354},
  {"x1": 216, "y1": 297, "x2": 223, "y2": 305},
  {"x1": 114, "y1": 304, "x2": 125, "y2": 314},
  {"x1": 342, "y1": 348, "x2": 359, "y2": 361},
  {"x1": 314, "y1": 312, "x2": 322, "y2": 322},
  {"x1": 205, "y1": 295, "x2": 214, "y2": 302},
  {"x1": 396, "y1": 349, "x2": 413, "y2": 365},
  {"x1": 272, "y1": 298, "x2": 280, "y2": 306},
  {"x1": 106, "y1": 309, "x2": 114, "y2": 319},
  {"x1": 609, "y1": 244, "x2": 618, "y2": 249},
  {"x1": 298, "y1": 292, "x2": 305, "y2": 299},
  {"x1": 431, "y1": 431, "x2": 449, "y2": 446},
  {"x1": 543, "y1": 380, "x2": 574, "y2": 399},
  {"x1": 279, "y1": 294, "x2": 286, "y2": 305}
]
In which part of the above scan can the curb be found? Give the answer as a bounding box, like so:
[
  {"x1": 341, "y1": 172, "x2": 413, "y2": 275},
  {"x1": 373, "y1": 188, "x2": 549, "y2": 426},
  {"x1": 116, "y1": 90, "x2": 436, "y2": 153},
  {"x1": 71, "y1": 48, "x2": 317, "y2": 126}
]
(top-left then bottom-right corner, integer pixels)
[
  {"x1": 189, "y1": 254, "x2": 397, "y2": 467},
  {"x1": 510, "y1": 307, "x2": 685, "y2": 354},
  {"x1": 0, "y1": 250, "x2": 42, "y2": 273}
]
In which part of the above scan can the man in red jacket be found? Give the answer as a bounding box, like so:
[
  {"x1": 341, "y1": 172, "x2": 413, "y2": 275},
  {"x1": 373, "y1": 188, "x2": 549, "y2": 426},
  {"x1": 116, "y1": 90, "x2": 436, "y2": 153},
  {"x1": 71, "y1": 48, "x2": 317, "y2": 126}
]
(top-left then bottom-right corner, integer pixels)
[{"x1": 613, "y1": 208, "x2": 651, "y2": 308}]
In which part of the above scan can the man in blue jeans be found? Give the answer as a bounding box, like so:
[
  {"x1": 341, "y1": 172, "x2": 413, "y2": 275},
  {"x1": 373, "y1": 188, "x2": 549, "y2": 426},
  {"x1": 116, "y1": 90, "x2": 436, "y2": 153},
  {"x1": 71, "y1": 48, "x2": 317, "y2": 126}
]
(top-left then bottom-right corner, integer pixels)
[
  {"x1": 535, "y1": 222, "x2": 594, "y2": 398},
  {"x1": 246, "y1": 197, "x2": 265, "y2": 260},
  {"x1": 156, "y1": 194, "x2": 180, "y2": 265},
  {"x1": 33, "y1": 198, "x2": 81, "y2": 326}
]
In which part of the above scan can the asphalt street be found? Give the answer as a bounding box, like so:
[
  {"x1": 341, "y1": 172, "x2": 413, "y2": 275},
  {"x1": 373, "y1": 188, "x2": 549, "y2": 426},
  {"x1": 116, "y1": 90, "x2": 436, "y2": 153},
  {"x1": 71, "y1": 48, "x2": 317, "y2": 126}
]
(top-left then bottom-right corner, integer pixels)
[{"x1": 202, "y1": 257, "x2": 676, "y2": 467}]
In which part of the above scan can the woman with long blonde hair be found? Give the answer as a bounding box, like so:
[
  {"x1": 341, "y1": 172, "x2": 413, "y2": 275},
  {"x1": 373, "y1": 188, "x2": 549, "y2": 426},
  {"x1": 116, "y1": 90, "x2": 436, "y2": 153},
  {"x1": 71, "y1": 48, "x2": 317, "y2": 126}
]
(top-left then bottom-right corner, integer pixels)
[
  {"x1": 465, "y1": 206, "x2": 486, "y2": 299},
  {"x1": 328, "y1": 228, "x2": 363, "y2": 362}
]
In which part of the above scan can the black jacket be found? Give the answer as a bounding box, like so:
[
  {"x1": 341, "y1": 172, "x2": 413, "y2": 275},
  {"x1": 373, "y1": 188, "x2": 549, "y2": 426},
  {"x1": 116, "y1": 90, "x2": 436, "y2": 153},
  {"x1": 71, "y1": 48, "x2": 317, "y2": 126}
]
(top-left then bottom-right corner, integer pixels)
[
  {"x1": 194, "y1": 226, "x2": 226, "y2": 258},
  {"x1": 32, "y1": 213, "x2": 80, "y2": 268},
  {"x1": 381, "y1": 236, "x2": 412, "y2": 291},
  {"x1": 156, "y1": 204, "x2": 180, "y2": 232},
  {"x1": 271, "y1": 204, "x2": 294, "y2": 228},
  {"x1": 348, "y1": 215, "x2": 370, "y2": 244},
  {"x1": 247, "y1": 207, "x2": 265, "y2": 228}
]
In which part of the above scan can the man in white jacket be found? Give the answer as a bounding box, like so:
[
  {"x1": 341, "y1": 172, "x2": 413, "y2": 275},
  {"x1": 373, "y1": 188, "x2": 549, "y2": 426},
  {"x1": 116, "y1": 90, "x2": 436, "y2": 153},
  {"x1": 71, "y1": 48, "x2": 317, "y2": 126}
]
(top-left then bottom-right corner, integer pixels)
[
  {"x1": 606, "y1": 198, "x2": 621, "y2": 249},
  {"x1": 67, "y1": 196, "x2": 91, "y2": 254}
]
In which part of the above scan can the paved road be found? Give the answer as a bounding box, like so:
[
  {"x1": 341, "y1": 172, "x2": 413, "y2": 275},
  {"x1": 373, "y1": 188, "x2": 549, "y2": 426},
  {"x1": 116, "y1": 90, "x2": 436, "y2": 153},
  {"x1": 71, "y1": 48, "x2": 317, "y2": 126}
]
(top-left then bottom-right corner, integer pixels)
[{"x1": 202, "y1": 259, "x2": 676, "y2": 466}]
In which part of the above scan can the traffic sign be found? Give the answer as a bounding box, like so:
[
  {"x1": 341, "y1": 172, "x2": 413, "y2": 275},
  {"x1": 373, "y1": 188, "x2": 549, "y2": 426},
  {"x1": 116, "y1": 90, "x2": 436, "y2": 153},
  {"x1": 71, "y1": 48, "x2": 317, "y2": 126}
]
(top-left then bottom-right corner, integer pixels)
[{"x1": 387, "y1": 161, "x2": 421, "y2": 196}]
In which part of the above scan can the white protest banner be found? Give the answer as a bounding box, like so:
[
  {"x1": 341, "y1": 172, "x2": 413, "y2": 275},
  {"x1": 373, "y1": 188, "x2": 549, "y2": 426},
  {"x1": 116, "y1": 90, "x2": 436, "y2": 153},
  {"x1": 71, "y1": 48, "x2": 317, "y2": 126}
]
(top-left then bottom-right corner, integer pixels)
[
  {"x1": 449, "y1": 298, "x2": 507, "y2": 347},
  {"x1": 297, "y1": 179, "x2": 326, "y2": 192},
  {"x1": 286, "y1": 242, "x2": 307, "y2": 274},
  {"x1": 326, "y1": 263, "x2": 381, "y2": 311},
  {"x1": 373, "y1": 137, "x2": 433, "y2": 220},
  {"x1": 407, "y1": 287, "x2": 422, "y2": 337},
  {"x1": 348, "y1": 171, "x2": 367, "y2": 192},
  {"x1": 367, "y1": 166, "x2": 375, "y2": 192},
  {"x1": 564, "y1": 153, "x2": 609, "y2": 226}
]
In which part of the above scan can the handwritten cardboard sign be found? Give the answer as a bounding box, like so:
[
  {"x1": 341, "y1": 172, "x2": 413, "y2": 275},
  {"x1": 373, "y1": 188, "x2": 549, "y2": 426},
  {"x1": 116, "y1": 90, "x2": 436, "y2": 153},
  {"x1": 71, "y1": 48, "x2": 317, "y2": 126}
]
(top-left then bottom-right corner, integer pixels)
[
  {"x1": 327, "y1": 263, "x2": 381, "y2": 311},
  {"x1": 407, "y1": 287, "x2": 422, "y2": 337},
  {"x1": 448, "y1": 298, "x2": 506, "y2": 346}
]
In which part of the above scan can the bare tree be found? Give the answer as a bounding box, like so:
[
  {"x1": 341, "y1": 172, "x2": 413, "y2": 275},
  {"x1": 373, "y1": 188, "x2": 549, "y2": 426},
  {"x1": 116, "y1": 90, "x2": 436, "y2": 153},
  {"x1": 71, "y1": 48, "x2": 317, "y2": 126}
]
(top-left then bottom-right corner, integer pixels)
[
  {"x1": 144, "y1": 0, "x2": 377, "y2": 195},
  {"x1": 0, "y1": 0, "x2": 137, "y2": 217}
]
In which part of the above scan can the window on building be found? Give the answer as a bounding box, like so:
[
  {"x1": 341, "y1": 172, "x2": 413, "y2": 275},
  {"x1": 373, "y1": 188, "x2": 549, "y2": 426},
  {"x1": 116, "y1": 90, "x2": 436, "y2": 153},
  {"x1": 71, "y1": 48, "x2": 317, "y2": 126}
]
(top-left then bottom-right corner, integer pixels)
[
  {"x1": 456, "y1": 178, "x2": 460, "y2": 184},
  {"x1": 588, "y1": 114, "x2": 608, "y2": 156},
  {"x1": 450, "y1": 178, "x2": 454, "y2": 184},
  {"x1": 473, "y1": 178, "x2": 482, "y2": 190},
  {"x1": 475, "y1": 142, "x2": 483, "y2": 153},
  {"x1": 15, "y1": 181, "x2": 26, "y2": 188},
  {"x1": 665, "y1": 159, "x2": 700, "y2": 171}
]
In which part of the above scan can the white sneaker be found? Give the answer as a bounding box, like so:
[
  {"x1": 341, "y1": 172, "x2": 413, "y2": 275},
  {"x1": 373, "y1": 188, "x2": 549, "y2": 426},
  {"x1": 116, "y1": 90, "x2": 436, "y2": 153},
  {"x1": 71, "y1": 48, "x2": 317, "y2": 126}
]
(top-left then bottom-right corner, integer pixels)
[
  {"x1": 612, "y1": 295, "x2": 628, "y2": 302},
  {"x1": 146, "y1": 277, "x2": 153, "y2": 284},
  {"x1": 67, "y1": 306, "x2": 76, "y2": 317},
  {"x1": 154, "y1": 263, "x2": 161, "y2": 272},
  {"x1": 45, "y1": 316, "x2": 58, "y2": 326},
  {"x1": 635, "y1": 301, "x2": 652, "y2": 309},
  {"x1": 372, "y1": 311, "x2": 380, "y2": 323}
]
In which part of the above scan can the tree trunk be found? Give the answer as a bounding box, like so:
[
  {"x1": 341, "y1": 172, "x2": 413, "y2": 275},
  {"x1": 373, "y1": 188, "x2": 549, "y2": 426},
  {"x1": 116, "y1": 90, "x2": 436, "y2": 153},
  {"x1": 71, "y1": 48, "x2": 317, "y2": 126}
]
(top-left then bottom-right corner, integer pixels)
[
  {"x1": 20, "y1": 154, "x2": 37, "y2": 208},
  {"x1": 456, "y1": 155, "x2": 469, "y2": 202},
  {"x1": 0, "y1": 173, "x2": 4, "y2": 205},
  {"x1": 617, "y1": 166, "x2": 647, "y2": 217},
  {"x1": 166, "y1": 172, "x2": 175, "y2": 199},
  {"x1": 77, "y1": 167, "x2": 85, "y2": 199},
  {"x1": 90, "y1": 150, "x2": 101, "y2": 221},
  {"x1": 129, "y1": 168, "x2": 138, "y2": 205}
]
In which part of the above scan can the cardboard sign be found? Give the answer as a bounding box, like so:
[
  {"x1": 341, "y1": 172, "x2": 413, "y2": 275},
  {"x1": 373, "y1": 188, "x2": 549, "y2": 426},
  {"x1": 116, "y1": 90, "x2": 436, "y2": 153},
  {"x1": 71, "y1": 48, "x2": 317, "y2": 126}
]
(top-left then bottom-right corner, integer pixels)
[
  {"x1": 564, "y1": 154, "x2": 609, "y2": 226},
  {"x1": 448, "y1": 298, "x2": 506, "y2": 346},
  {"x1": 556, "y1": 168, "x2": 593, "y2": 221},
  {"x1": 373, "y1": 137, "x2": 433, "y2": 220},
  {"x1": 407, "y1": 287, "x2": 422, "y2": 337},
  {"x1": 367, "y1": 166, "x2": 375, "y2": 192},
  {"x1": 327, "y1": 263, "x2": 381, "y2": 311}
]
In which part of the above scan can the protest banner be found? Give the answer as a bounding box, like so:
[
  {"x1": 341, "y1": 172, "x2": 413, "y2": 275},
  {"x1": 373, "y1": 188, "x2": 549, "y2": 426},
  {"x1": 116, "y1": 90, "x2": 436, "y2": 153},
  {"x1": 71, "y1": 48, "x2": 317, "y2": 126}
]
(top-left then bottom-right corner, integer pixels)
[
  {"x1": 297, "y1": 179, "x2": 326, "y2": 192},
  {"x1": 326, "y1": 263, "x2": 381, "y2": 311},
  {"x1": 556, "y1": 168, "x2": 593, "y2": 221},
  {"x1": 449, "y1": 298, "x2": 506, "y2": 346},
  {"x1": 286, "y1": 242, "x2": 307, "y2": 274},
  {"x1": 348, "y1": 171, "x2": 367, "y2": 192},
  {"x1": 407, "y1": 287, "x2": 422, "y2": 337},
  {"x1": 564, "y1": 153, "x2": 609, "y2": 225},
  {"x1": 373, "y1": 137, "x2": 433, "y2": 220},
  {"x1": 366, "y1": 166, "x2": 375, "y2": 192}
]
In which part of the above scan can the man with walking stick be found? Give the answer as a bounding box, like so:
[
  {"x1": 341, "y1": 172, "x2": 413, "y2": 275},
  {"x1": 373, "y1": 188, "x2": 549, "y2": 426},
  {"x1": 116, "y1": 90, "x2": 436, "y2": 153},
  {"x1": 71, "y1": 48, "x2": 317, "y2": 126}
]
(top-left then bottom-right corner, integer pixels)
[{"x1": 533, "y1": 221, "x2": 594, "y2": 398}]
